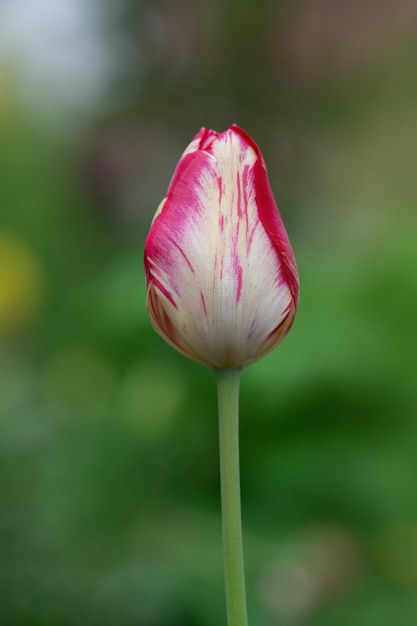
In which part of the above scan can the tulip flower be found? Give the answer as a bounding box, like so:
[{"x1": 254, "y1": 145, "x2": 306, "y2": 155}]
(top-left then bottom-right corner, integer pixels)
[
  {"x1": 144, "y1": 125, "x2": 299, "y2": 370},
  {"x1": 144, "y1": 125, "x2": 299, "y2": 626}
]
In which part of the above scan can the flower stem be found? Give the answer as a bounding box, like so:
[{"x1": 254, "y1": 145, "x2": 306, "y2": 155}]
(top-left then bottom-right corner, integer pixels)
[{"x1": 216, "y1": 368, "x2": 248, "y2": 626}]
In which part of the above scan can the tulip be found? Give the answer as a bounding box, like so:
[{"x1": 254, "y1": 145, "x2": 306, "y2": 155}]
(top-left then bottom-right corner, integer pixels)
[
  {"x1": 144, "y1": 125, "x2": 299, "y2": 370},
  {"x1": 144, "y1": 125, "x2": 299, "y2": 626}
]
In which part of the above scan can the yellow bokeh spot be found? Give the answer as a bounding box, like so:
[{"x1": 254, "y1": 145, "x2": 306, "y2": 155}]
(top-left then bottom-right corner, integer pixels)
[{"x1": 0, "y1": 232, "x2": 44, "y2": 336}]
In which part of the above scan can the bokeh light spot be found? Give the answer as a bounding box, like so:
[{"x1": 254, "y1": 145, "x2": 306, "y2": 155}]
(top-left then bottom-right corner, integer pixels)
[{"x1": 0, "y1": 232, "x2": 44, "y2": 337}]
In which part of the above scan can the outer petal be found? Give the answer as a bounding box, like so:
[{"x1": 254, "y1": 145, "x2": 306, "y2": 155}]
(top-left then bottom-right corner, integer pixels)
[{"x1": 144, "y1": 125, "x2": 299, "y2": 369}]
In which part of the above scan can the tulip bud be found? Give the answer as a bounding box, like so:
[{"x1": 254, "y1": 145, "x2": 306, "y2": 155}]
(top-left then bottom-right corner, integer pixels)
[{"x1": 144, "y1": 125, "x2": 299, "y2": 369}]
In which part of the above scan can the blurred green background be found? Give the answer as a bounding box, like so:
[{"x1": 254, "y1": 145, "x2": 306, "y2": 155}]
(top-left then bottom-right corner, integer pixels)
[{"x1": 1, "y1": 1, "x2": 417, "y2": 624}]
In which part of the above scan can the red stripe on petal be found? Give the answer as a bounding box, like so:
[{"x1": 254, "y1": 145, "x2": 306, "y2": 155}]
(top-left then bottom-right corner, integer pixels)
[
  {"x1": 266, "y1": 307, "x2": 295, "y2": 341},
  {"x1": 200, "y1": 291, "x2": 208, "y2": 315},
  {"x1": 236, "y1": 171, "x2": 243, "y2": 218},
  {"x1": 149, "y1": 275, "x2": 177, "y2": 309},
  {"x1": 229, "y1": 125, "x2": 298, "y2": 308},
  {"x1": 169, "y1": 237, "x2": 195, "y2": 273},
  {"x1": 197, "y1": 128, "x2": 219, "y2": 151},
  {"x1": 217, "y1": 175, "x2": 223, "y2": 205},
  {"x1": 236, "y1": 263, "x2": 243, "y2": 303},
  {"x1": 254, "y1": 156, "x2": 299, "y2": 306}
]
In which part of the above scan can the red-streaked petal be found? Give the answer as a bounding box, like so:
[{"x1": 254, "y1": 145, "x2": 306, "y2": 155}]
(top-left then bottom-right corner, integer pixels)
[{"x1": 144, "y1": 125, "x2": 299, "y2": 368}]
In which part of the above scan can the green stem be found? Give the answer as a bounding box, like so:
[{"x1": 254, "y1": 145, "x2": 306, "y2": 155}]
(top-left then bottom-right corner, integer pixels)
[{"x1": 216, "y1": 368, "x2": 248, "y2": 626}]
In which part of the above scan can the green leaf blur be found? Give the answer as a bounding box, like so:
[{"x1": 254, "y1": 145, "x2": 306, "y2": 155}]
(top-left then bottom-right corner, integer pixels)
[{"x1": 0, "y1": 2, "x2": 416, "y2": 624}]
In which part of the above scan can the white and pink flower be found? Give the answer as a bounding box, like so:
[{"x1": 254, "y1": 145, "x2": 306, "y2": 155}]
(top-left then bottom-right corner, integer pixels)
[{"x1": 144, "y1": 125, "x2": 299, "y2": 369}]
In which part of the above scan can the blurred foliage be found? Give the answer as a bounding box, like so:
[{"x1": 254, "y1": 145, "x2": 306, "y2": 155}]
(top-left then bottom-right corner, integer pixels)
[{"x1": 0, "y1": 1, "x2": 417, "y2": 624}]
